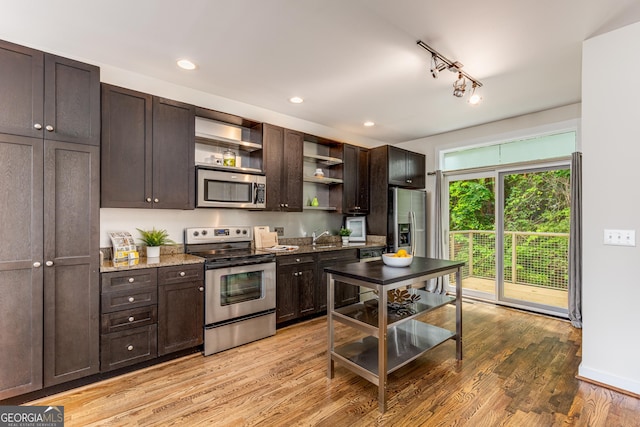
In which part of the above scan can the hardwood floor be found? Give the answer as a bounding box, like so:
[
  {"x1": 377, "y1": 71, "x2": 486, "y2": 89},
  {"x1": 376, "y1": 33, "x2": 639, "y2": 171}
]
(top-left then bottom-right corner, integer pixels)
[{"x1": 28, "y1": 302, "x2": 639, "y2": 426}]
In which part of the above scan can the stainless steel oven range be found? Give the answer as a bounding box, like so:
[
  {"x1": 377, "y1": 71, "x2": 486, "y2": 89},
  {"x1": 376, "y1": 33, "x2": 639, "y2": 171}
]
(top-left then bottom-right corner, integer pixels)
[{"x1": 184, "y1": 226, "x2": 276, "y2": 355}]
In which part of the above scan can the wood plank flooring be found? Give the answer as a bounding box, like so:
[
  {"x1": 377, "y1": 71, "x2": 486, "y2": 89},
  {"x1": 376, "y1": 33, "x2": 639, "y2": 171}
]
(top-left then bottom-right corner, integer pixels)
[{"x1": 28, "y1": 302, "x2": 640, "y2": 426}]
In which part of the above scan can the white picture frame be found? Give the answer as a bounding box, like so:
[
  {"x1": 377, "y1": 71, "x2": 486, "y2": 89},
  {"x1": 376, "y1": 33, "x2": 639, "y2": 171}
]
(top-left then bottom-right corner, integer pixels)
[{"x1": 345, "y1": 217, "x2": 366, "y2": 242}]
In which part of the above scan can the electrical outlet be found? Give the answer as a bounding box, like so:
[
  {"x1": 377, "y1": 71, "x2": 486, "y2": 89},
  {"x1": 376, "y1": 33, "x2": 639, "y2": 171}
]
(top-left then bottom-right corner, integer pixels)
[
  {"x1": 274, "y1": 227, "x2": 284, "y2": 237},
  {"x1": 603, "y1": 229, "x2": 636, "y2": 246}
]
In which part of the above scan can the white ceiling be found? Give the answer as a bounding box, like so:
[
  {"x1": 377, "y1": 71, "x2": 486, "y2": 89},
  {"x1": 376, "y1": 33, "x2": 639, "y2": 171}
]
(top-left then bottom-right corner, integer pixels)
[{"x1": 3, "y1": 0, "x2": 640, "y2": 145}]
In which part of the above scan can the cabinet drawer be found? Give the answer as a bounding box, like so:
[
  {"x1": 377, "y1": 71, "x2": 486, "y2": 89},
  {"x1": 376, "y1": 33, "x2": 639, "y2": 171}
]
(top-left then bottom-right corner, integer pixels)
[
  {"x1": 158, "y1": 264, "x2": 204, "y2": 285},
  {"x1": 101, "y1": 286, "x2": 157, "y2": 313},
  {"x1": 100, "y1": 325, "x2": 157, "y2": 372},
  {"x1": 101, "y1": 269, "x2": 158, "y2": 293},
  {"x1": 316, "y1": 249, "x2": 358, "y2": 262},
  {"x1": 101, "y1": 305, "x2": 157, "y2": 334},
  {"x1": 277, "y1": 254, "x2": 315, "y2": 267}
]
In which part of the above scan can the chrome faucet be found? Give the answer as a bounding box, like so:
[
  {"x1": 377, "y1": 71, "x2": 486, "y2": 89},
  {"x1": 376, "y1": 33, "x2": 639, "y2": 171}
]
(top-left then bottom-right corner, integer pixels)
[{"x1": 312, "y1": 230, "x2": 330, "y2": 246}]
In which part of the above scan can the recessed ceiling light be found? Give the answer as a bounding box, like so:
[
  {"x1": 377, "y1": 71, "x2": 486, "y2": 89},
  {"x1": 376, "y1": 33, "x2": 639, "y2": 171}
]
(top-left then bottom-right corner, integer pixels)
[
  {"x1": 177, "y1": 59, "x2": 196, "y2": 70},
  {"x1": 289, "y1": 96, "x2": 304, "y2": 104},
  {"x1": 364, "y1": 121, "x2": 375, "y2": 127}
]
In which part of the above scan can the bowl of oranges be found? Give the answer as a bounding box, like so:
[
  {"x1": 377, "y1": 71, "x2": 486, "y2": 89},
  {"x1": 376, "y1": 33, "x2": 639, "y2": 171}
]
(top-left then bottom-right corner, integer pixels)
[{"x1": 382, "y1": 249, "x2": 413, "y2": 267}]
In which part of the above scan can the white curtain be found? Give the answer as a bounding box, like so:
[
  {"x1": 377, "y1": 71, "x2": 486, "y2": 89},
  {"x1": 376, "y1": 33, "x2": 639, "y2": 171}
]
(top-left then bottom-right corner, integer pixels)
[
  {"x1": 568, "y1": 152, "x2": 582, "y2": 328},
  {"x1": 427, "y1": 170, "x2": 446, "y2": 294}
]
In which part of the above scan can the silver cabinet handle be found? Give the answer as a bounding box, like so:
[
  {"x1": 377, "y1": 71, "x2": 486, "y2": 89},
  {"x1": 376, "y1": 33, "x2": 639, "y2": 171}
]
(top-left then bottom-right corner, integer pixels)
[
  {"x1": 146, "y1": 197, "x2": 152, "y2": 203},
  {"x1": 34, "y1": 123, "x2": 42, "y2": 130},
  {"x1": 128, "y1": 316, "x2": 135, "y2": 322},
  {"x1": 33, "y1": 262, "x2": 41, "y2": 268},
  {"x1": 128, "y1": 296, "x2": 135, "y2": 302},
  {"x1": 45, "y1": 125, "x2": 54, "y2": 132},
  {"x1": 293, "y1": 272, "x2": 299, "y2": 276},
  {"x1": 198, "y1": 286, "x2": 204, "y2": 292},
  {"x1": 45, "y1": 261, "x2": 54, "y2": 267},
  {"x1": 154, "y1": 198, "x2": 159, "y2": 203},
  {"x1": 128, "y1": 277, "x2": 135, "y2": 283},
  {"x1": 406, "y1": 179, "x2": 412, "y2": 183},
  {"x1": 127, "y1": 345, "x2": 134, "y2": 351},
  {"x1": 284, "y1": 203, "x2": 289, "y2": 207},
  {"x1": 296, "y1": 258, "x2": 300, "y2": 262},
  {"x1": 179, "y1": 271, "x2": 186, "y2": 277}
]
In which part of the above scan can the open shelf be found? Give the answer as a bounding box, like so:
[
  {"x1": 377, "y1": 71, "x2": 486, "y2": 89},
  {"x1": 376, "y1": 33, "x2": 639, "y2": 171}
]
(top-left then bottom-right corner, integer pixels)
[
  {"x1": 195, "y1": 163, "x2": 264, "y2": 174},
  {"x1": 195, "y1": 134, "x2": 262, "y2": 152},
  {"x1": 333, "y1": 320, "x2": 455, "y2": 376},
  {"x1": 333, "y1": 289, "x2": 455, "y2": 329},
  {"x1": 303, "y1": 175, "x2": 343, "y2": 185},
  {"x1": 303, "y1": 153, "x2": 343, "y2": 166}
]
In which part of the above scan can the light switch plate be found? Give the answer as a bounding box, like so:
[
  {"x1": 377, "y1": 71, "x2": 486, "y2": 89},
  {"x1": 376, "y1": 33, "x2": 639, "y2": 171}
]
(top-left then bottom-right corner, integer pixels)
[
  {"x1": 603, "y1": 229, "x2": 636, "y2": 246},
  {"x1": 274, "y1": 227, "x2": 284, "y2": 237}
]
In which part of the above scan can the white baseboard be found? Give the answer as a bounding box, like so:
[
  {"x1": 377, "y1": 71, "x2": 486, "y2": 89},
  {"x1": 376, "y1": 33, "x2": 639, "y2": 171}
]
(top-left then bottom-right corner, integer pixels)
[{"x1": 578, "y1": 363, "x2": 640, "y2": 396}]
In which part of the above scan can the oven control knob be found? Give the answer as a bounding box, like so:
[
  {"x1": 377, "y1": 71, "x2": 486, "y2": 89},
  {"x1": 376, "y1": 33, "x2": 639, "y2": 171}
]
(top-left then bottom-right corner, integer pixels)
[
  {"x1": 242, "y1": 229, "x2": 247, "y2": 235},
  {"x1": 202, "y1": 230, "x2": 208, "y2": 236},
  {"x1": 235, "y1": 229, "x2": 241, "y2": 234},
  {"x1": 193, "y1": 231, "x2": 199, "y2": 237}
]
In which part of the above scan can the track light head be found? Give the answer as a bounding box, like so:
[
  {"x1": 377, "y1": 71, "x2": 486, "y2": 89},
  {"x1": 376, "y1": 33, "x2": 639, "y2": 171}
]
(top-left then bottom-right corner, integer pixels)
[
  {"x1": 430, "y1": 55, "x2": 447, "y2": 78},
  {"x1": 453, "y1": 72, "x2": 466, "y2": 97},
  {"x1": 468, "y1": 82, "x2": 482, "y2": 105}
]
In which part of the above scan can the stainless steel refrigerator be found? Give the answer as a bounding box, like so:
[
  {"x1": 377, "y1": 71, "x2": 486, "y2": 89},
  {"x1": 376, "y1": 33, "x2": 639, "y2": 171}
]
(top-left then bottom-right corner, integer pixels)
[{"x1": 390, "y1": 187, "x2": 427, "y2": 257}]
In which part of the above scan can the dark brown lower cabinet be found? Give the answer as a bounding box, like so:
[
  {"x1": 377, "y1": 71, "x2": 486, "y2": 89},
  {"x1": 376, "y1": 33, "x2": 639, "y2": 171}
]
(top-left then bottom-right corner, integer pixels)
[
  {"x1": 99, "y1": 264, "x2": 204, "y2": 371},
  {"x1": 157, "y1": 265, "x2": 204, "y2": 356},
  {"x1": 276, "y1": 249, "x2": 360, "y2": 325},
  {"x1": 276, "y1": 254, "x2": 315, "y2": 323},
  {"x1": 316, "y1": 249, "x2": 360, "y2": 312}
]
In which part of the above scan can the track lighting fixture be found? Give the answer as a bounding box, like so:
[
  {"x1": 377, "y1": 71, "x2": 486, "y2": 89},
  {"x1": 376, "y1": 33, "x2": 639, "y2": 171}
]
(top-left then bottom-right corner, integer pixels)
[{"x1": 417, "y1": 40, "x2": 483, "y2": 104}]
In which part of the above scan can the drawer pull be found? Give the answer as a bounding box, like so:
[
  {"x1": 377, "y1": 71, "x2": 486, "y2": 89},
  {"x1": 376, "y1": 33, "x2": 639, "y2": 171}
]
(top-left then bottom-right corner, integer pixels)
[
  {"x1": 128, "y1": 296, "x2": 135, "y2": 302},
  {"x1": 296, "y1": 258, "x2": 300, "y2": 262},
  {"x1": 179, "y1": 271, "x2": 186, "y2": 277},
  {"x1": 128, "y1": 277, "x2": 135, "y2": 283},
  {"x1": 127, "y1": 345, "x2": 134, "y2": 351},
  {"x1": 128, "y1": 316, "x2": 135, "y2": 322},
  {"x1": 199, "y1": 286, "x2": 204, "y2": 292}
]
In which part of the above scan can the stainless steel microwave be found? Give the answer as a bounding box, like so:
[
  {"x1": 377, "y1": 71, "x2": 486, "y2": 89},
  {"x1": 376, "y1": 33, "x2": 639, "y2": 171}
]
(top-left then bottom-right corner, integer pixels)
[{"x1": 197, "y1": 167, "x2": 266, "y2": 209}]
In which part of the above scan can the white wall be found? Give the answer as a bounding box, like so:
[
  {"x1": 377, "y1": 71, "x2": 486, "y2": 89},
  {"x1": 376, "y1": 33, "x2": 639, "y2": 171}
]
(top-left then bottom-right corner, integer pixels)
[
  {"x1": 579, "y1": 21, "x2": 640, "y2": 394},
  {"x1": 394, "y1": 104, "x2": 581, "y2": 257}
]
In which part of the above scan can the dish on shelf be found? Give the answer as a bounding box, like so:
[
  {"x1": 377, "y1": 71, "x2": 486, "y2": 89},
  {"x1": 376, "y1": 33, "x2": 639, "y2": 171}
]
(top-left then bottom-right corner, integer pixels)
[{"x1": 382, "y1": 253, "x2": 413, "y2": 267}]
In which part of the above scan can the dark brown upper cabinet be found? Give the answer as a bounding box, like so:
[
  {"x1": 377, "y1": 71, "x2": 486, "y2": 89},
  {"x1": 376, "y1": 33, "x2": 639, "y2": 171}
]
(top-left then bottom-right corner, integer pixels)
[
  {"x1": 388, "y1": 145, "x2": 426, "y2": 189},
  {"x1": 371, "y1": 145, "x2": 426, "y2": 190},
  {"x1": 101, "y1": 84, "x2": 195, "y2": 209},
  {"x1": 0, "y1": 39, "x2": 100, "y2": 145},
  {"x1": 263, "y1": 124, "x2": 303, "y2": 212},
  {"x1": 343, "y1": 144, "x2": 369, "y2": 214}
]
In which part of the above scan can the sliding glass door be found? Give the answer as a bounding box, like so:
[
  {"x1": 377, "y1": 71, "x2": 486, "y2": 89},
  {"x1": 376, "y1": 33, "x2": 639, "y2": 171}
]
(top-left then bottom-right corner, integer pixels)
[{"x1": 446, "y1": 164, "x2": 570, "y2": 316}]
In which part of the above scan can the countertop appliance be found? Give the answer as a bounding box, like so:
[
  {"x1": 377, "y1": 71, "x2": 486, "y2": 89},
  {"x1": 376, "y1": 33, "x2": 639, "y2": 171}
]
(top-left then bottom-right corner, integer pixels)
[
  {"x1": 390, "y1": 187, "x2": 427, "y2": 257},
  {"x1": 196, "y1": 167, "x2": 266, "y2": 209},
  {"x1": 184, "y1": 226, "x2": 275, "y2": 355}
]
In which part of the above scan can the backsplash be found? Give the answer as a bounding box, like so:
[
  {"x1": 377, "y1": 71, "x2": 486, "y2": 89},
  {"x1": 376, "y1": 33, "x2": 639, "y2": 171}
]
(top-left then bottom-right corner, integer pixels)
[{"x1": 100, "y1": 208, "x2": 345, "y2": 247}]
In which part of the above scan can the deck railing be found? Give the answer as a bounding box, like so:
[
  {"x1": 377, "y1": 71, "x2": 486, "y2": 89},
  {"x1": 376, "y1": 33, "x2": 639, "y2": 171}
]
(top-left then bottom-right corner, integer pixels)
[{"x1": 449, "y1": 230, "x2": 569, "y2": 291}]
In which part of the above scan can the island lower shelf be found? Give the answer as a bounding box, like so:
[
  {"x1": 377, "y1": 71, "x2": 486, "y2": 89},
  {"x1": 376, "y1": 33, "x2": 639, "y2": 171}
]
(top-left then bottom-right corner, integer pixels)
[{"x1": 333, "y1": 320, "x2": 455, "y2": 376}]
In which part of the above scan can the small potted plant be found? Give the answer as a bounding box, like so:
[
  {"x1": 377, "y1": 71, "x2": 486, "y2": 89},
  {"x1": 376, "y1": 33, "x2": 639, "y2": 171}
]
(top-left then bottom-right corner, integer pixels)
[
  {"x1": 137, "y1": 228, "x2": 174, "y2": 258},
  {"x1": 339, "y1": 227, "x2": 352, "y2": 245}
]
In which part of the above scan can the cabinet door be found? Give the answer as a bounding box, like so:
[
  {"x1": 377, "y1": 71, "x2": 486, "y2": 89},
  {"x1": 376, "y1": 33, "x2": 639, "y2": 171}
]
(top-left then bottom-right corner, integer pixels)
[
  {"x1": 282, "y1": 129, "x2": 303, "y2": 211},
  {"x1": 263, "y1": 124, "x2": 285, "y2": 211},
  {"x1": 357, "y1": 147, "x2": 370, "y2": 212},
  {"x1": 0, "y1": 40, "x2": 44, "y2": 139},
  {"x1": 43, "y1": 141, "x2": 99, "y2": 387},
  {"x1": 158, "y1": 280, "x2": 204, "y2": 356},
  {"x1": 0, "y1": 133, "x2": 43, "y2": 399},
  {"x1": 276, "y1": 264, "x2": 298, "y2": 323},
  {"x1": 342, "y1": 144, "x2": 358, "y2": 213},
  {"x1": 343, "y1": 145, "x2": 370, "y2": 214},
  {"x1": 43, "y1": 54, "x2": 100, "y2": 145},
  {"x1": 406, "y1": 151, "x2": 426, "y2": 189},
  {"x1": 297, "y1": 264, "x2": 316, "y2": 317},
  {"x1": 388, "y1": 146, "x2": 407, "y2": 186},
  {"x1": 316, "y1": 250, "x2": 359, "y2": 312},
  {"x1": 152, "y1": 97, "x2": 195, "y2": 209},
  {"x1": 101, "y1": 84, "x2": 153, "y2": 208}
]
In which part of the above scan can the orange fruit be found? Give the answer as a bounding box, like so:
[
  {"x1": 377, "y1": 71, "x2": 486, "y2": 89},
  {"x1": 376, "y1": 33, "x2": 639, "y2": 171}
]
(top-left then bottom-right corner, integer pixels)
[{"x1": 396, "y1": 249, "x2": 408, "y2": 258}]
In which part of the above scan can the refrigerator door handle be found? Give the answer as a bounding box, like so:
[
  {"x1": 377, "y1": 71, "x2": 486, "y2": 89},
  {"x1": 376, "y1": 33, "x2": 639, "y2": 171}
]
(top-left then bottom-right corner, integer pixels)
[
  {"x1": 393, "y1": 187, "x2": 399, "y2": 252},
  {"x1": 410, "y1": 211, "x2": 417, "y2": 256}
]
